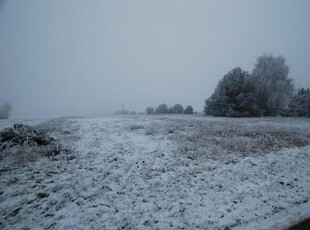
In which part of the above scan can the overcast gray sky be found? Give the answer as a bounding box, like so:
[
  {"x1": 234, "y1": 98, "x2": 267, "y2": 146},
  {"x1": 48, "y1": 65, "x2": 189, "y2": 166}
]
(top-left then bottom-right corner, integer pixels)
[{"x1": 1, "y1": 0, "x2": 309, "y2": 117}]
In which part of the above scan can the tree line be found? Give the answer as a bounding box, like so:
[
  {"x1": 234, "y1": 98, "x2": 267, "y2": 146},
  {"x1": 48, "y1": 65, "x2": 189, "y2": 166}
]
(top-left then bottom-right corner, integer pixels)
[
  {"x1": 204, "y1": 54, "x2": 310, "y2": 117},
  {"x1": 146, "y1": 104, "x2": 194, "y2": 115}
]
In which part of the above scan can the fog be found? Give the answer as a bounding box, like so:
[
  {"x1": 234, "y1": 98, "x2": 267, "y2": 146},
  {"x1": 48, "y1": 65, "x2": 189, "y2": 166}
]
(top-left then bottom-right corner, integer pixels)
[{"x1": 1, "y1": 0, "x2": 309, "y2": 118}]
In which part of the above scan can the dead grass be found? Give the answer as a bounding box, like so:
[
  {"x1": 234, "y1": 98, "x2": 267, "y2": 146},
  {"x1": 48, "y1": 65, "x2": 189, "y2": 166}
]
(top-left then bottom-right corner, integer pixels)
[{"x1": 152, "y1": 117, "x2": 310, "y2": 159}]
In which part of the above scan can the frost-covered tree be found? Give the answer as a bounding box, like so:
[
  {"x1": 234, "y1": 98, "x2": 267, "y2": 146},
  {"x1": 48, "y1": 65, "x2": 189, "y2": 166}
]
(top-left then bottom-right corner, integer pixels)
[
  {"x1": 252, "y1": 54, "x2": 294, "y2": 116},
  {"x1": 205, "y1": 67, "x2": 259, "y2": 117},
  {"x1": 0, "y1": 102, "x2": 12, "y2": 119},
  {"x1": 173, "y1": 104, "x2": 184, "y2": 114},
  {"x1": 146, "y1": 107, "x2": 155, "y2": 115},
  {"x1": 184, "y1": 105, "x2": 194, "y2": 114},
  {"x1": 286, "y1": 88, "x2": 310, "y2": 117},
  {"x1": 155, "y1": 104, "x2": 168, "y2": 114},
  {"x1": 168, "y1": 106, "x2": 175, "y2": 114}
]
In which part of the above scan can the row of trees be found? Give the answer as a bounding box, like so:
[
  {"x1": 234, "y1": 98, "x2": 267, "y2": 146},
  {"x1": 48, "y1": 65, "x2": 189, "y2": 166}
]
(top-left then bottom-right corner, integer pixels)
[
  {"x1": 205, "y1": 54, "x2": 309, "y2": 117},
  {"x1": 115, "y1": 110, "x2": 138, "y2": 115},
  {"x1": 146, "y1": 104, "x2": 194, "y2": 115}
]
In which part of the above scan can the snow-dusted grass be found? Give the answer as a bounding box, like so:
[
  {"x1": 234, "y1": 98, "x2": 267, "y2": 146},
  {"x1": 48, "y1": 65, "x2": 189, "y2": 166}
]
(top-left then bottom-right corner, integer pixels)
[
  {"x1": 0, "y1": 115, "x2": 310, "y2": 229},
  {"x1": 0, "y1": 119, "x2": 76, "y2": 170},
  {"x1": 155, "y1": 116, "x2": 310, "y2": 160},
  {"x1": 0, "y1": 117, "x2": 49, "y2": 131}
]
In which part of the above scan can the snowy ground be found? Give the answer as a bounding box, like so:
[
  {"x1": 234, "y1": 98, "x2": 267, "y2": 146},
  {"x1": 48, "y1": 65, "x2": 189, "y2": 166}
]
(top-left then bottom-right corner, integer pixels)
[{"x1": 1, "y1": 115, "x2": 310, "y2": 229}]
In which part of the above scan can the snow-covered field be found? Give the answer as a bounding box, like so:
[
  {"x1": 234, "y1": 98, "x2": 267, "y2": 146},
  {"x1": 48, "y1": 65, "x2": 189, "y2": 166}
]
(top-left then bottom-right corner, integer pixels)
[{"x1": 1, "y1": 115, "x2": 310, "y2": 229}]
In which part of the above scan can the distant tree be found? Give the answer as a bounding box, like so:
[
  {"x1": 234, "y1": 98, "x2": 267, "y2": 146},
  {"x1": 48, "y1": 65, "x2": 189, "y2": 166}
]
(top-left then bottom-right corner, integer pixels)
[
  {"x1": 286, "y1": 88, "x2": 310, "y2": 117},
  {"x1": 205, "y1": 67, "x2": 259, "y2": 117},
  {"x1": 115, "y1": 109, "x2": 129, "y2": 115},
  {"x1": 155, "y1": 104, "x2": 168, "y2": 114},
  {"x1": 0, "y1": 102, "x2": 12, "y2": 119},
  {"x1": 130, "y1": 111, "x2": 136, "y2": 115},
  {"x1": 173, "y1": 104, "x2": 184, "y2": 114},
  {"x1": 252, "y1": 54, "x2": 294, "y2": 116},
  {"x1": 184, "y1": 105, "x2": 194, "y2": 114},
  {"x1": 146, "y1": 107, "x2": 155, "y2": 115},
  {"x1": 168, "y1": 106, "x2": 175, "y2": 114}
]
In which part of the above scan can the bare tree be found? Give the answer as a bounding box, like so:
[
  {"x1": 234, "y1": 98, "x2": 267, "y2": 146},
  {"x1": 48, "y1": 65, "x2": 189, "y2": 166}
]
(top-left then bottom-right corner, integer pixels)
[{"x1": 0, "y1": 102, "x2": 12, "y2": 119}]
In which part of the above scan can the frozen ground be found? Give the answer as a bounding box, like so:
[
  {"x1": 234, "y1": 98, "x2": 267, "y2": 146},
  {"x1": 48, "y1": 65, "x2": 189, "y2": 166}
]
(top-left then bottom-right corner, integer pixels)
[{"x1": 0, "y1": 115, "x2": 310, "y2": 229}]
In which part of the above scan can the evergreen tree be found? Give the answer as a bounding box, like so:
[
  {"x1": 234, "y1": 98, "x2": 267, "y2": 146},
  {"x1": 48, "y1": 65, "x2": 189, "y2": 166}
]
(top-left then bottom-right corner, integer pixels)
[
  {"x1": 205, "y1": 67, "x2": 259, "y2": 117},
  {"x1": 287, "y1": 88, "x2": 310, "y2": 117}
]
